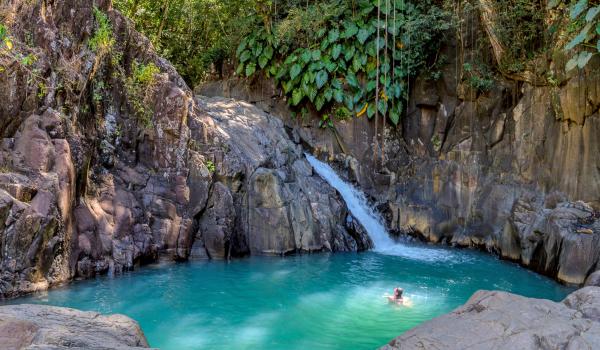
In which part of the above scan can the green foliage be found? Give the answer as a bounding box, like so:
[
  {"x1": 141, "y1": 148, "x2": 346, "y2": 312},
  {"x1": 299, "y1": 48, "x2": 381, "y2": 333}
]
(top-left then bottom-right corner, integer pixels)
[
  {"x1": 549, "y1": 0, "x2": 600, "y2": 71},
  {"x1": 493, "y1": 0, "x2": 546, "y2": 72},
  {"x1": 0, "y1": 23, "x2": 11, "y2": 50},
  {"x1": 113, "y1": 0, "x2": 265, "y2": 85},
  {"x1": 236, "y1": 0, "x2": 452, "y2": 127},
  {"x1": 125, "y1": 62, "x2": 160, "y2": 128},
  {"x1": 89, "y1": 8, "x2": 115, "y2": 54},
  {"x1": 463, "y1": 62, "x2": 494, "y2": 93},
  {"x1": 205, "y1": 160, "x2": 216, "y2": 173}
]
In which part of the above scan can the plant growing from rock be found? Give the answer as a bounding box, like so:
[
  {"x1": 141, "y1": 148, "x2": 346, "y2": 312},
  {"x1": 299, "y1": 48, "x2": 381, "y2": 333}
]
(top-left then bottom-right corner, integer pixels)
[{"x1": 125, "y1": 61, "x2": 161, "y2": 128}]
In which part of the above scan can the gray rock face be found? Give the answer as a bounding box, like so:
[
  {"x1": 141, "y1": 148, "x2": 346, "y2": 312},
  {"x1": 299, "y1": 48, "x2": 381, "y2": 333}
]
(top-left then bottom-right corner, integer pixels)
[
  {"x1": 381, "y1": 287, "x2": 600, "y2": 350},
  {"x1": 195, "y1": 97, "x2": 373, "y2": 256},
  {"x1": 0, "y1": 304, "x2": 150, "y2": 349}
]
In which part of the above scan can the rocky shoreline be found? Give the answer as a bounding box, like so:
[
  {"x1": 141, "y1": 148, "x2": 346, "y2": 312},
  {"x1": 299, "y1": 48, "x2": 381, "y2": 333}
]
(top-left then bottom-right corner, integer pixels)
[{"x1": 381, "y1": 287, "x2": 600, "y2": 350}]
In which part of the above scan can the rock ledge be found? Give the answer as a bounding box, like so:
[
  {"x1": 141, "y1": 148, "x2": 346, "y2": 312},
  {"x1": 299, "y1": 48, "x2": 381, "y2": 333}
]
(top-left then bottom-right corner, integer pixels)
[{"x1": 0, "y1": 304, "x2": 150, "y2": 349}]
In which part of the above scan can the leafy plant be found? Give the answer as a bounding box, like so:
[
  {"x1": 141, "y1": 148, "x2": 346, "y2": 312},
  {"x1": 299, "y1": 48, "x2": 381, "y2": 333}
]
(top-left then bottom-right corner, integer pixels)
[
  {"x1": 236, "y1": 0, "x2": 452, "y2": 127},
  {"x1": 549, "y1": 0, "x2": 600, "y2": 71},
  {"x1": 125, "y1": 62, "x2": 161, "y2": 127},
  {"x1": 205, "y1": 160, "x2": 216, "y2": 173},
  {"x1": 0, "y1": 23, "x2": 12, "y2": 51},
  {"x1": 89, "y1": 7, "x2": 115, "y2": 54}
]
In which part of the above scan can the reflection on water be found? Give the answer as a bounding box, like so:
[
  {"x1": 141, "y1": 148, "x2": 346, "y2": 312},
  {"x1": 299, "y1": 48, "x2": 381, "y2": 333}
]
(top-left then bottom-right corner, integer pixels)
[{"x1": 6, "y1": 251, "x2": 573, "y2": 350}]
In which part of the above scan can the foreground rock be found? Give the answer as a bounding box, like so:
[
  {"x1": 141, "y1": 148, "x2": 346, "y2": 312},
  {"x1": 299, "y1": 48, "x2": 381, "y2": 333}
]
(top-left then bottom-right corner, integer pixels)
[
  {"x1": 0, "y1": 304, "x2": 150, "y2": 349},
  {"x1": 381, "y1": 287, "x2": 600, "y2": 350}
]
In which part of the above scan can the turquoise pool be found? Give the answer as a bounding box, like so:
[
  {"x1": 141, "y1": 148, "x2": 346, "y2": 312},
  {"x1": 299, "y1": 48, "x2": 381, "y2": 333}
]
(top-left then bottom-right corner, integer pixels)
[{"x1": 8, "y1": 247, "x2": 573, "y2": 350}]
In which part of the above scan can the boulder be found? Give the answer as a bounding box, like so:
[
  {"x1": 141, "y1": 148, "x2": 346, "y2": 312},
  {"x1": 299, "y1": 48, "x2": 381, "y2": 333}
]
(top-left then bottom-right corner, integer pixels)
[
  {"x1": 0, "y1": 304, "x2": 150, "y2": 349},
  {"x1": 381, "y1": 287, "x2": 600, "y2": 350}
]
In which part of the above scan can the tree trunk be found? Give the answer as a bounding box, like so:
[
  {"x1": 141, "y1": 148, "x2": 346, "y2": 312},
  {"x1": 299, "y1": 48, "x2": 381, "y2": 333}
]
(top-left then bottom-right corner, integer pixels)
[
  {"x1": 156, "y1": 0, "x2": 172, "y2": 45},
  {"x1": 477, "y1": 0, "x2": 547, "y2": 86}
]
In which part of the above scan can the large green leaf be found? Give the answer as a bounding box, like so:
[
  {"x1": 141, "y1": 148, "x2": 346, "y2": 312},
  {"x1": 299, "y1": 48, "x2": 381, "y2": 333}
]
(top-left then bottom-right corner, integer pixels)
[
  {"x1": 343, "y1": 22, "x2": 359, "y2": 39},
  {"x1": 344, "y1": 45, "x2": 356, "y2": 61},
  {"x1": 577, "y1": 51, "x2": 594, "y2": 68},
  {"x1": 357, "y1": 29, "x2": 370, "y2": 44},
  {"x1": 566, "y1": 56, "x2": 579, "y2": 71},
  {"x1": 332, "y1": 44, "x2": 343, "y2": 60},
  {"x1": 324, "y1": 58, "x2": 337, "y2": 72},
  {"x1": 586, "y1": 6, "x2": 600, "y2": 22},
  {"x1": 263, "y1": 46, "x2": 274, "y2": 60},
  {"x1": 236, "y1": 39, "x2": 247, "y2": 57},
  {"x1": 308, "y1": 86, "x2": 318, "y2": 102},
  {"x1": 252, "y1": 45, "x2": 263, "y2": 58},
  {"x1": 344, "y1": 95, "x2": 354, "y2": 111},
  {"x1": 245, "y1": 62, "x2": 256, "y2": 77},
  {"x1": 324, "y1": 87, "x2": 333, "y2": 101},
  {"x1": 565, "y1": 22, "x2": 593, "y2": 50},
  {"x1": 571, "y1": 0, "x2": 589, "y2": 19},
  {"x1": 346, "y1": 72, "x2": 359, "y2": 88},
  {"x1": 333, "y1": 89, "x2": 344, "y2": 103},
  {"x1": 378, "y1": 99, "x2": 388, "y2": 115},
  {"x1": 290, "y1": 64, "x2": 302, "y2": 80},
  {"x1": 292, "y1": 89, "x2": 303, "y2": 106},
  {"x1": 352, "y1": 55, "x2": 363, "y2": 72},
  {"x1": 547, "y1": 0, "x2": 560, "y2": 9},
  {"x1": 315, "y1": 95, "x2": 326, "y2": 111},
  {"x1": 312, "y1": 50, "x2": 322, "y2": 61},
  {"x1": 367, "y1": 102, "x2": 376, "y2": 119},
  {"x1": 284, "y1": 54, "x2": 296, "y2": 66},
  {"x1": 239, "y1": 50, "x2": 252, "y2": 63},
  {"x1": 331, "y1": 78, "x2": 343, "y2": 89},
  {"x1": 235, "y1": 63, "x2": 244, "y2": 76},
  {"x1": 389, "y1": 108, "x2": 400, "y2": 125},
  {"x1": 258, "y1": 55, "x2": 269, "y2": 69},
  {"x1": 316, "y1": 70, "x2": 329, "y2": 89},
  {"x1": 328, "y1": 28, "x2": 340, "y2": 43},
  {"x1": 366, "y1": 80, "x2": 377, "y2": 92},
  {"x1": 301, "y1": 49, "x2": 312, "y2": 63}
]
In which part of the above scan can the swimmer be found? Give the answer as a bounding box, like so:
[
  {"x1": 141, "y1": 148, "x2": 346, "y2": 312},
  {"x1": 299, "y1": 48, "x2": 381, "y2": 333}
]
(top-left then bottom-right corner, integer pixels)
[{"x1": 387, "y1": 287, "x2": 404, "y2": 304}]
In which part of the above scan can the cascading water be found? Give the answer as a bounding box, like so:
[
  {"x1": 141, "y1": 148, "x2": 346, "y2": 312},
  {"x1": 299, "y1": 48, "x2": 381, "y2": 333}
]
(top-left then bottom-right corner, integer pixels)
[{"x1": 305, "y1": 154, "x2": 456, "y2": 262}]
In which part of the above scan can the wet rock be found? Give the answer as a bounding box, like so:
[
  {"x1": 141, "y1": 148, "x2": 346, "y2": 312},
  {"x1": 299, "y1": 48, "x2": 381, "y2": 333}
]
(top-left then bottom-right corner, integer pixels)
[
  {"x1": 0, "y1": 304, "x2": 150, "y2": 349},
  {"x1": 381, "y1": 287, "x2": 600, "y2": 350}
]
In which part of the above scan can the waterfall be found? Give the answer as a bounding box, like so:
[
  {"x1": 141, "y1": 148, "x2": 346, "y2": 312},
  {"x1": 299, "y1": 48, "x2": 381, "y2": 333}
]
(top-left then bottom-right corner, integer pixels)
[{"x1": 305, "y1": 154, "x2": 454, "y2": 262}]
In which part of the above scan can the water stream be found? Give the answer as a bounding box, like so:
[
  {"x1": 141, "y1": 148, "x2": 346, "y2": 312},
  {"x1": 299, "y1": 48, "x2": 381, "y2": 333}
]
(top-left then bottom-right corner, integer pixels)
[{"x1": 306, "y1": 154, "x2": 456, "y2": 262}]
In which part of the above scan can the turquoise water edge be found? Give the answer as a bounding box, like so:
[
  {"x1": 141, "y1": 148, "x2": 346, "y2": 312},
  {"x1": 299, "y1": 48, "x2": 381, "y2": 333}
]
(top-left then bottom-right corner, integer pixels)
[{"x1": 8, "y1": 248, "x2": 572, "y2": 350}]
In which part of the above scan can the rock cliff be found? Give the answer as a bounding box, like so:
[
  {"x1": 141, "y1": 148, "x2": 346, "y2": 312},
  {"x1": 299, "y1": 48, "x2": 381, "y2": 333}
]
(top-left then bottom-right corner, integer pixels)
[
  {"x1": 381, "y1": 287, "x2": 600, "y2": 350},
  {"x1": 0, "y1": 0, "x2": 370, "y2": 298},
  {"x1": 198, "y1": 7, "x2": 600, "y2": 286}
]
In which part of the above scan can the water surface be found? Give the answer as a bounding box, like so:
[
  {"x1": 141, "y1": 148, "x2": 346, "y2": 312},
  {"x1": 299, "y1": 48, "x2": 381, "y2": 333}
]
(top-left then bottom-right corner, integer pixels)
[{"x1": 10, "y1": 251, "x2": 572, "y2": 350}]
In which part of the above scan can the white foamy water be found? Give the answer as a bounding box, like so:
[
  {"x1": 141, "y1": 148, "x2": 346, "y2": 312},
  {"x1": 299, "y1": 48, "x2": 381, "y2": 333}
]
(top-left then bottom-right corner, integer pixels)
[{"x1": 305, "y1": 154, "x2": 457, "y2": 262}]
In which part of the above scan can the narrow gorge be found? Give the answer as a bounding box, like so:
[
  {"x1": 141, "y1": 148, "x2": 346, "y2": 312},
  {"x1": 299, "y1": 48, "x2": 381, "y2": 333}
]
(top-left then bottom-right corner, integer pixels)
[{"x1": 0, "y1": 0, "x2": 599, "y2": 349}]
